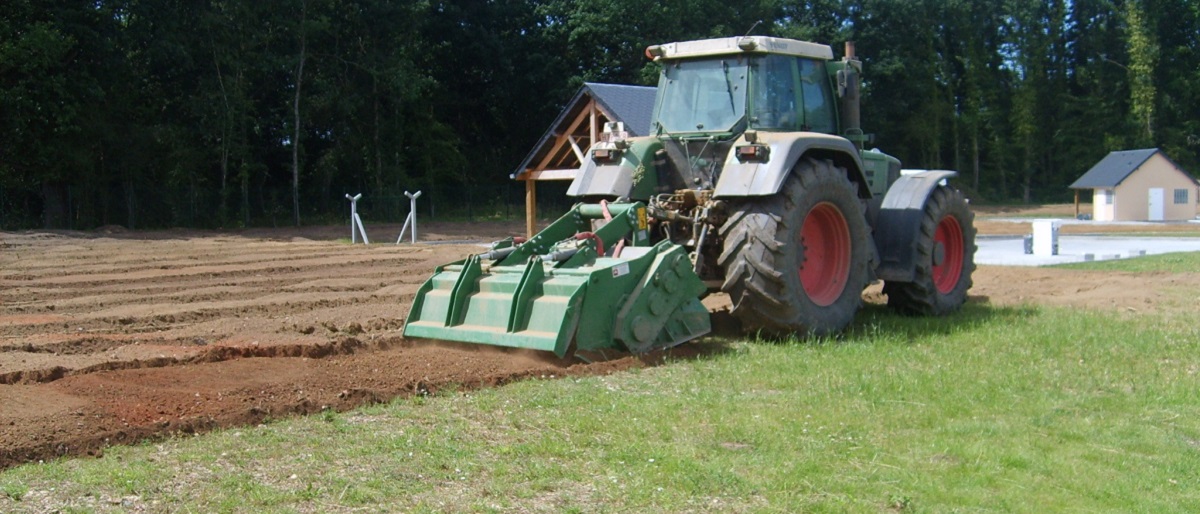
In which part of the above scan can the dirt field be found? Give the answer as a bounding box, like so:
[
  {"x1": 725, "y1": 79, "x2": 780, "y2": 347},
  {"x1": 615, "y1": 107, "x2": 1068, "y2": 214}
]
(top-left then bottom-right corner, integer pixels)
[{"x1": 3, "y1": 209, "x2": 1198, "y2": 469}]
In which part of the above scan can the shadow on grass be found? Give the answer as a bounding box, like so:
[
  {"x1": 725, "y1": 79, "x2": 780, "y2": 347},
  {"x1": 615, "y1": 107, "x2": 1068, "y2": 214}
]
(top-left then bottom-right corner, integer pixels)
[
  {"x1": 847, "y1": 298, "x2": 1040, "y2": 342},
  {"x1": 408, "y1": 297, "x2": 1037, "y2": 369},
  {"x1": 700, "y1": 296, "x2": 1040, "y2": 350}
]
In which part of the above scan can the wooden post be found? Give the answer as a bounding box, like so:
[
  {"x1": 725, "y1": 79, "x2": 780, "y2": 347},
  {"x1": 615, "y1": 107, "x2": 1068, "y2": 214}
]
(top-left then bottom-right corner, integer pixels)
[
  {"x1": 1074, "y1": 190, "x2": 1080, "y2": 218},
  {"x1": 525, "y1": 178, "x2": 537, "y2": 238},
  {"x1": 589, "y1": 103, "x2": 597, "y2": 149}
]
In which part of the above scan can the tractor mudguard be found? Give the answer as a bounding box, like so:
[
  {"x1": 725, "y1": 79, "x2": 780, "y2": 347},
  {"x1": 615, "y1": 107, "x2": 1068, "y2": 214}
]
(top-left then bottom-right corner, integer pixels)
[
  {"x1": 872, "y1": 170, "x2": 958, "y2": 282},
  {"x1": 714, "y1": 132, "x2": 870, "y2": 198},
  {"x1": 567, "y1": 138, "x2": 661, "y2": 199}
]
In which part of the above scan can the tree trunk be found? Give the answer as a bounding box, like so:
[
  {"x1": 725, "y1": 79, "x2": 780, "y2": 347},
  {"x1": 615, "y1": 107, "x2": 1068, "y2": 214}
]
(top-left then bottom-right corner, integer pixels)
[
  {"x1": 124, "y1": 178, "x2": 136, "y2": 230},
  {"x1": 995, "y1": 134, "x2": 1008, "y2": 198},
  {"x1": 212, "y1": 47, "x2": 232, "y2": 223},
  {"x1": 972, "y1": 129, "x2": 980, "y2": 192},
  {"x1": 241, "y1": 168, "x2": 250, "y2": 226},
  {"x1": 374, "y1": 77, "x2": 384, "y2": 195},
  {"x1": 291, "y1": 0, "x2": 308, "y2": 227},
  {"x1": 41, "y1": 181, "x2": 67, "y2": 229}
]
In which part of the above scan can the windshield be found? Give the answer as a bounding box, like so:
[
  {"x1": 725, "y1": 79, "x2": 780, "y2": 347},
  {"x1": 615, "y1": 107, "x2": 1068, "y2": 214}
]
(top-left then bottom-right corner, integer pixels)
[{"x1": 653, "y1": 58, "x2": 748, "y2": 134}]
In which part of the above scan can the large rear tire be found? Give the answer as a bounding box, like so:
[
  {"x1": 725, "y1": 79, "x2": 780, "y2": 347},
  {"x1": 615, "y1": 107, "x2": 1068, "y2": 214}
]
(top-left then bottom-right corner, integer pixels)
[
  {"x1": 883, "y1": 186, "x2": 976, "y2": 315},
  {"x1": 718, "y1": 157, "x2": 872, "y2": 337}
]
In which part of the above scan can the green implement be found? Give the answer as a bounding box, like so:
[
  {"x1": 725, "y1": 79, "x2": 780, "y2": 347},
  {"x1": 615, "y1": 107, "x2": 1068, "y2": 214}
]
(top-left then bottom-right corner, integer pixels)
[{"x1": 403, "y1": 202, "x2": 711, "y2": 357}]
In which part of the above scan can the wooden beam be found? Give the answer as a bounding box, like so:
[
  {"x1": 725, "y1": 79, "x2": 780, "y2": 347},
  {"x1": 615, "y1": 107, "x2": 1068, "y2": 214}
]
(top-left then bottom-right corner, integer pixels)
[
  {"x1": 1074, "y1": 190, "x2": 1080, "y2": 218},
  {"x1": 525, "y1": 178, "x2": 537, "y2": 238},
  {"x1": 519, "y1": 97, "x2": 625, "y2": 238},
  {"x1": 568, "y1": 135, "x2": 585, "y2": 163},
  {"x1": 532, "y1": 100, "x2": 595, "y2": 173},
  {"x1": 589, "y1": 103, "x2": 597, "y2": 149},
  {"x1": 525, "y1": 168, "x2": 580, "y2": 181}
]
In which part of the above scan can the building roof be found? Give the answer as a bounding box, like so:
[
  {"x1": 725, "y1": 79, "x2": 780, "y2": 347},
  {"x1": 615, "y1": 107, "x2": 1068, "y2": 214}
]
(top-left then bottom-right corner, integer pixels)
[
  {"x1": 1069, "y1": 148, "x2": 1182, "y2": 189},
  {"x1": 513, "y1": 83, "x2": 657, "y2": 178}
]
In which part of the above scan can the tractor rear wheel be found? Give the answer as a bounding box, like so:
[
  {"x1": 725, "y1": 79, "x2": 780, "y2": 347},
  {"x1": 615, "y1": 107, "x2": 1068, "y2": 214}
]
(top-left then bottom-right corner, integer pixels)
[
  {"x1": 718, "y1": 157, "x2": 871, "y2": 337},
  {"x1": 883, "y1": 186, "x2": 976, "y2": 315}
]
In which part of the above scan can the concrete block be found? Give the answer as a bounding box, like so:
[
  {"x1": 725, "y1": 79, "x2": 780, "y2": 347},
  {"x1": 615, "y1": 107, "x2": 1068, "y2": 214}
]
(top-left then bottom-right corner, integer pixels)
[{"x1": 1032, "y1": 219, "x2": 1061, "y2": 256}]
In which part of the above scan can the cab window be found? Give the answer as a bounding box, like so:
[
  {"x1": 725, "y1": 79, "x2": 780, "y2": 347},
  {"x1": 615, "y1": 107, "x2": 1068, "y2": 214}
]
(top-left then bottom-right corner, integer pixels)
[
  {"x1": 750, "y1": 56, "x2": 837, "y2": 134},
  {"x1": 798, "y1": 58, "x2": 836, "y2": 133}
]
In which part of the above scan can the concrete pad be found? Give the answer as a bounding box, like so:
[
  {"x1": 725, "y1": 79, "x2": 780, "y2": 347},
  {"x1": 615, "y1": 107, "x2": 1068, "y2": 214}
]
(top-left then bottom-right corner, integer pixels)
[{"x1": 976, "y1": 234, "x2": 1200, "y2": 266}]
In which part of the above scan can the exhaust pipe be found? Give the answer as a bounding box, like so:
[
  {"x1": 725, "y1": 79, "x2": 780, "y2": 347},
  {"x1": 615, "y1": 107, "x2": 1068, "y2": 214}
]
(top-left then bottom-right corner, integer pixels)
[{"x1": 838, "y1": 41, "x2": 862, "y2": 147}]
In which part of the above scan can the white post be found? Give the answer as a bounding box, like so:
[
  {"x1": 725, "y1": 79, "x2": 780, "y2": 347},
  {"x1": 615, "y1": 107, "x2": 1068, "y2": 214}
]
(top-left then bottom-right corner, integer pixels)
[
  {"x1": 355, "y1": 211, "x2": 370, "y2": 244},
  {"x1": 407, "y1": 190, "x2": 422, "y2": 243},
  {"x1": 345, "y1": 193, "x2": 368, "y2": 244},
  {"x1": 396, "y1": 190, "x2": 423, "y2": 244},
  {"x1": 1031, "y1": 219, "x2": 1059, "y2": 256}
]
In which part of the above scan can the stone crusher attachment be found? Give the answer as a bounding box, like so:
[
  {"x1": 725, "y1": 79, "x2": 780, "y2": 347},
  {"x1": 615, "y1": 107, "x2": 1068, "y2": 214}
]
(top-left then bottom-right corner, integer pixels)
[{"x1": 403, "y1": 202, "x2": 711, "y2": 357}]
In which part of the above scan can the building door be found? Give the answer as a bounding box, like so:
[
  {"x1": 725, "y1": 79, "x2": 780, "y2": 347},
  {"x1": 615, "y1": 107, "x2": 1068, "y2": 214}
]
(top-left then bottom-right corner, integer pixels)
[{"x1": 1148, "y1": 188, "x2": 1165, "y2": 221}]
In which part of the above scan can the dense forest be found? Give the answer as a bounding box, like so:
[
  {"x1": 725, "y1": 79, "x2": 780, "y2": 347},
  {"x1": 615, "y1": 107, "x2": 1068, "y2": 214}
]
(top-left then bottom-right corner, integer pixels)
[{"x1": 2, "y1": 0, "x2": 1197, "y2": 230}]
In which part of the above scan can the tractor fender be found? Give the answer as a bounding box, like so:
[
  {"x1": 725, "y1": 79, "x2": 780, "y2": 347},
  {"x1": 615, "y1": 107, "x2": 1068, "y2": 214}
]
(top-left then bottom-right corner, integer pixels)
[
  {"x1": 873, "y1": 169, "x2": 958, "y2": 282},
  {"x1": 714, "y1": 132, "x2": 870, "y2": 198}
]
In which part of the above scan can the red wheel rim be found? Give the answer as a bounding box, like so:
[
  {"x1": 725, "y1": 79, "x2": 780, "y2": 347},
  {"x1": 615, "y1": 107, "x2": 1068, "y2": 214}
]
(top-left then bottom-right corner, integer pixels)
[
  {"x1": 933, "y1": 215, "x2": 964, "y2": 294},
  {"x1": 799, "y1": 202, "x2": 851, "y2": 306}
]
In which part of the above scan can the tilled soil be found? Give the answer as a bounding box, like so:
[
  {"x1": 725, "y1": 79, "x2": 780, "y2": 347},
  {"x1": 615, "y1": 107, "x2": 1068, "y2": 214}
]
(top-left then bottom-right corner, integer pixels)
[
  {"x1": 2, "y1": 215, "x2": 1197, "y2": 469},
  {"x1": 0, "y1": 222, "x2": 694, "y2": 469}
]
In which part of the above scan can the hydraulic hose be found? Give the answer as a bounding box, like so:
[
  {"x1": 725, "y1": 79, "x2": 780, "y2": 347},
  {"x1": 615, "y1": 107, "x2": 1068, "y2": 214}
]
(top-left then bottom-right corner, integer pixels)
[{"x1": 478, "y1": 246, "x2": 518, "y2": 261}]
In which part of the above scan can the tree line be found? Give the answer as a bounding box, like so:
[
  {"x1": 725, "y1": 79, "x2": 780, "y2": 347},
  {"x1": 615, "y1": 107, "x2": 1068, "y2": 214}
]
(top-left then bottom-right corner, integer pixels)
[{"x1": 2, "y1": 0, "x2": 1197, "y2": 230}]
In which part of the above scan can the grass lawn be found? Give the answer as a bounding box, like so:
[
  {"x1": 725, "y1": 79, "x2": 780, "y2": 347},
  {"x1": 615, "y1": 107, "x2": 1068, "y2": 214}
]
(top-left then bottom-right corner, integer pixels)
[
  {"x1": 3, "y1": 286, "x2": 1199, "y2": 511},
  {"x1": 1055, "y1": 251, "x2": 1200, "y2": 273}
]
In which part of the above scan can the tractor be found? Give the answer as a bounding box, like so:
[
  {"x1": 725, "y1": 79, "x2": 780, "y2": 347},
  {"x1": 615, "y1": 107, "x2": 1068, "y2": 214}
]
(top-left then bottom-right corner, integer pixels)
[{"x1": 403, "y1": 36, "x2": 977, "y2": 357}]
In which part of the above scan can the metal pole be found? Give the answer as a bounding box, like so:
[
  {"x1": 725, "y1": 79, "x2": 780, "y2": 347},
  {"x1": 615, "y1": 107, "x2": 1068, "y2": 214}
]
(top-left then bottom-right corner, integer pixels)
[
  {"x1": 354, "y1": 212, "x2": 370, "y2": 244},
  {"x1": 396, "y1": 213, "x2": 412, "y2": 244},
  {"x1": 345, "y1": 193, "x2": 362, "y2": 243},
  {"x1": 406, "y1": 190, "x2": 423, "y2": 243}
]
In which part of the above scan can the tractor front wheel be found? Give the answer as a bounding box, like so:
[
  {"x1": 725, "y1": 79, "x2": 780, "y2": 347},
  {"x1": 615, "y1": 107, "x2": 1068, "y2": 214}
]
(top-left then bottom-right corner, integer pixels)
[
  {"x1": 883, "y1": 186, "x2": 977, "y2": 315},
  {"x1": 718, "y1": 157, "x2": 872, "y2": 337}
]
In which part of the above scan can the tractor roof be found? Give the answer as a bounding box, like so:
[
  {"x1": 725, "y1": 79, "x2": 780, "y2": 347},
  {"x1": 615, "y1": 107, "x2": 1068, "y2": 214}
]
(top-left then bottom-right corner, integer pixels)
[{"x1": 648, "y1": 36, "x2": 834, "y2": 61}]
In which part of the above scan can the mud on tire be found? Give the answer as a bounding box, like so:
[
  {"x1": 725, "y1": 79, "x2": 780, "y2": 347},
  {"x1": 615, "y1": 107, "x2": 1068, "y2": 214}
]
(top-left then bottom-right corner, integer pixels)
[
  {"x1": 883, "y1": 186, "x2": 977, "y2": 315},
  {"x1": 718, "y1": 157, "x2": 872, "y2": 337}
]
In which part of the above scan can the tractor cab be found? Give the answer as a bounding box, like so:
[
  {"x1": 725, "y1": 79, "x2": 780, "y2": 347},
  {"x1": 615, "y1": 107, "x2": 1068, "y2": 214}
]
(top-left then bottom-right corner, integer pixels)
[
  {"x1": 569, "y1": 35, "x2": 890, "y2": 203},
  {"x1": 647, "y1": 36, "x2": 843, "y2": 138}
]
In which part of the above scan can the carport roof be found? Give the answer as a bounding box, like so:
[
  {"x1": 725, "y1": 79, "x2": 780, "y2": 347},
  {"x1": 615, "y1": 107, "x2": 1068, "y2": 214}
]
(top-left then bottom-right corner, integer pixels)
[
  {"x1": 584, "y1": 82, "x2": 657, "y2": 137},
  {"x1": 513, "y1": 82, "x2": 656, "y2": 178}
]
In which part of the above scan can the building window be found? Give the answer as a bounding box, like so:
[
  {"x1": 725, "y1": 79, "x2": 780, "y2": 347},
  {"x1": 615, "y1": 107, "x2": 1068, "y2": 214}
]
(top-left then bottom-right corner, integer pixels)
[
  {"x1": 1097, "y1": 189, "x2": 1113, "y2": 205},
  {"x1": 1175, "y1": 189, "x2": 1189, "y2": 204}
]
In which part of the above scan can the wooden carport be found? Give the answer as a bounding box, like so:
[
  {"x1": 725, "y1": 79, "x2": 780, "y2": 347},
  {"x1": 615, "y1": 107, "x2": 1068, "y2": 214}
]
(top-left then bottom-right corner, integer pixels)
[{"x1": 512, "y1": 83, "x2": 657, "y2": 237}]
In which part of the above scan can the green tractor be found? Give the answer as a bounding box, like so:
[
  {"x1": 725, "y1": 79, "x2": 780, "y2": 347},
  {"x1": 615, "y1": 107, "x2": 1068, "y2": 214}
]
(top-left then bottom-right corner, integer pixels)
[{"x1": 404, "y1": 36, "x2": 976, "y2": 356}]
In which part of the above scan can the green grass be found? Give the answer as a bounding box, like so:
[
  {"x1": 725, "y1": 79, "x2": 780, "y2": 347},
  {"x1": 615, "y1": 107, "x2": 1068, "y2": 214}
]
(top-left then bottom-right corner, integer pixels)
[
  {"x1": 1055, "y1": 251, "x2": 1200, "y2": 273},
  {"x1": 1111, "y1": 231, "x2": 1200, "y2": 238},
  {"x1": 3, "y1": 303, "x2": 1198, "y2": 512}
]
